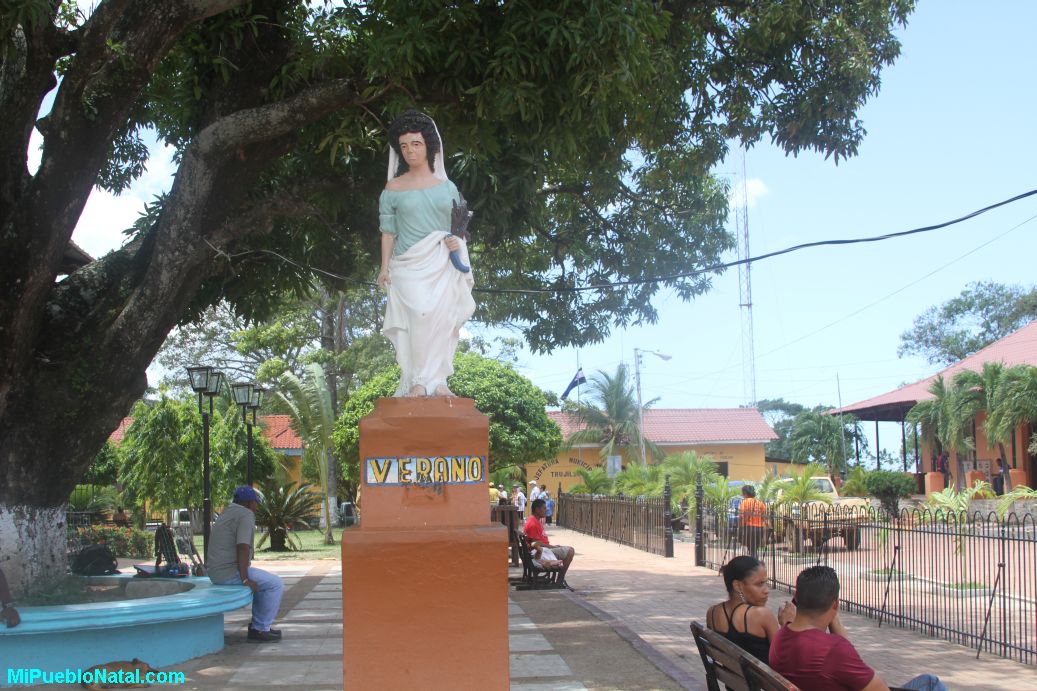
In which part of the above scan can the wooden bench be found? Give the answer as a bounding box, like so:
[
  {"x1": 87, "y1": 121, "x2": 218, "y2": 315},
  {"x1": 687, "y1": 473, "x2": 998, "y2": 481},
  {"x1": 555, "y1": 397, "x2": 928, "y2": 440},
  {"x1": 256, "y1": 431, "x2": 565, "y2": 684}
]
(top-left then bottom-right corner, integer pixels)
[
  {"x1": 689, "y1": 620, "x2": 799, "y2": 691},
  {"x1": 512, "y1": 533, "x2": 565, "y2": 590}
]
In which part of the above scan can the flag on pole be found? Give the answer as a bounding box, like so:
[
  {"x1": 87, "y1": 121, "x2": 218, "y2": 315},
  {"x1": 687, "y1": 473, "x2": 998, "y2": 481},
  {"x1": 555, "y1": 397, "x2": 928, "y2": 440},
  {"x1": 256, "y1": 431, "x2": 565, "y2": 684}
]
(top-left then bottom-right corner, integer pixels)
[{"x1": 560, "y1": 368, "x2": 587, "y2": 400}]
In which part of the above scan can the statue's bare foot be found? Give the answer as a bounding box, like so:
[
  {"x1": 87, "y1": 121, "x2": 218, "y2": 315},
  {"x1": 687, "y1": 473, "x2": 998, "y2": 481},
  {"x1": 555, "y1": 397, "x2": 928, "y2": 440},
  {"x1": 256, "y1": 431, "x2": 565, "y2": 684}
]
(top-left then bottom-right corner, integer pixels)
[
  {"x1": 433, "y1": 385, "x2": 455, "y2": 397},
  {"x1": 407, "y1": 384, "x2": 427, "y2": 397}
]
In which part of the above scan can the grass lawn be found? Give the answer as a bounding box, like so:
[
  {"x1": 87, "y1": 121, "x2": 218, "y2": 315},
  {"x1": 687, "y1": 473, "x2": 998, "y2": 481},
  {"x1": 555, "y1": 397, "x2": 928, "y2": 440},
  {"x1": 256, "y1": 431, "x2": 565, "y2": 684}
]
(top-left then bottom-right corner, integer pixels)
[{"x1": 193, "y1": 528, "x2": 348, "y2": 560}]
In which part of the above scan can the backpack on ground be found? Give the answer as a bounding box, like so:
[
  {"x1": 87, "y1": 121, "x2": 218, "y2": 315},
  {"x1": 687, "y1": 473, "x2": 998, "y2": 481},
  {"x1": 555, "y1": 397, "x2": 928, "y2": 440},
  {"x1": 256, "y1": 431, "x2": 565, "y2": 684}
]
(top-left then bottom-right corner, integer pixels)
[{"x1": 72, "y1": 544, "x2": 119, "y2": 576}]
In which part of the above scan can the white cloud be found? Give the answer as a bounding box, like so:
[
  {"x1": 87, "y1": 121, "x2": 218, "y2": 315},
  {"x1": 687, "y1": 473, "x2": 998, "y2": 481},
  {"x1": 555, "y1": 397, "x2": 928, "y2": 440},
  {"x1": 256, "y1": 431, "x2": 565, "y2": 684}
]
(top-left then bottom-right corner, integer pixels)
[{"x1": 728, "y1": 178, "x2": 770, "y2": 210}]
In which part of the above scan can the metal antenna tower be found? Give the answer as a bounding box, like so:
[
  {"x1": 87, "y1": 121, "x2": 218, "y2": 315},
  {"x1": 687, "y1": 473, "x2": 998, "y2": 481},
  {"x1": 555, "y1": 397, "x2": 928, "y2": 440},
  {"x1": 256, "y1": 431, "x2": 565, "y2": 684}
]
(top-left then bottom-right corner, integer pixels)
[{"x1": 736, "y1": 153, "x2": 757, "y2": 407}]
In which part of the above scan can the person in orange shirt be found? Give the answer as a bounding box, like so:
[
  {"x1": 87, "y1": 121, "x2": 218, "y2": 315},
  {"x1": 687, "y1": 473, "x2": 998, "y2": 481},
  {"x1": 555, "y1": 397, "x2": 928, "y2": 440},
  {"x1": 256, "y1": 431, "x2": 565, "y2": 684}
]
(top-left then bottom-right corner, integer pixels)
[{"x1": 738, "y1": 485, "x2": 768, "y2": 559}]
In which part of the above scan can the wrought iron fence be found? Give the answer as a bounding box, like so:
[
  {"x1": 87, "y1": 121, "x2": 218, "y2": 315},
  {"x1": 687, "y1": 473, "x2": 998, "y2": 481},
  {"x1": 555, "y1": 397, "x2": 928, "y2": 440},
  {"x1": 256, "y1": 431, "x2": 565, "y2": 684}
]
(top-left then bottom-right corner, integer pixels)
[
  {"x1": 557, "y1": 485, "x2": 674, "y2": 557},
  {"x1": 696, "y1": 501, "x2": 1037, "y2": 665}
]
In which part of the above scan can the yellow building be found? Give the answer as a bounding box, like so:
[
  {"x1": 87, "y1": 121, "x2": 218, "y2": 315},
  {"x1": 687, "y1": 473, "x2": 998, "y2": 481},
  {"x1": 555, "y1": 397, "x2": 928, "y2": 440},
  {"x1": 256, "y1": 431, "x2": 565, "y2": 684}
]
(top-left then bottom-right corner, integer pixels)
[{"x1": 525, "y1": 408, "x2": 778, "y2": 493}]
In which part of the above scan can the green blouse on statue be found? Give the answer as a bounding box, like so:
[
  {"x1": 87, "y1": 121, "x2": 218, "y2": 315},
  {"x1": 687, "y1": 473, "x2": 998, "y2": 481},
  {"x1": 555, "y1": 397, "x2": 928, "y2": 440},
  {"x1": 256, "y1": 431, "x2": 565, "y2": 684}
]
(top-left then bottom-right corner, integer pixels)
[{"x1": 378, "y1": 180, "x2": 460, "y2": 257}]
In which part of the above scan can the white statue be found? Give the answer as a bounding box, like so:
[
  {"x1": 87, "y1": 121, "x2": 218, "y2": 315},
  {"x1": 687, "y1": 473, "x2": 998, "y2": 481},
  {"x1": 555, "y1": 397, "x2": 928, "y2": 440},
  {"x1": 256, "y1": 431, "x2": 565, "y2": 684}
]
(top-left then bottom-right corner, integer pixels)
[{"x1": 377, "y1": 110, "x2": 476, "y2": 397}]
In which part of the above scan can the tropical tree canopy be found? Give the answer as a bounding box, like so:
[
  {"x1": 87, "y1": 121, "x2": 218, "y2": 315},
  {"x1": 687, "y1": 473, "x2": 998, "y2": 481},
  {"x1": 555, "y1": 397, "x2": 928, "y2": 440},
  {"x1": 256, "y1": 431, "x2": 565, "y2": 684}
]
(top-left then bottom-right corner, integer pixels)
[
  {"x1": 787, "y1": 410, "x2": 857, "y2": 474},
  {"x1": 567, "y1": 467, "x2": 613, "y2": 495},
  {"x1": 565, "y1": 364, "x2": 661, "y2": 464},
  {"x1": 0, "y1": 0, "x2": 914, "y2": 592},
  {"x1": 898, "y1": 281, "x2": 1037, "y2": 365},
  {"x1": 118, "y1": 390, "x2": 277, "y2": 515},
  {"x1": 275, "y1": 363, "x2": 338, "y2": 544}
]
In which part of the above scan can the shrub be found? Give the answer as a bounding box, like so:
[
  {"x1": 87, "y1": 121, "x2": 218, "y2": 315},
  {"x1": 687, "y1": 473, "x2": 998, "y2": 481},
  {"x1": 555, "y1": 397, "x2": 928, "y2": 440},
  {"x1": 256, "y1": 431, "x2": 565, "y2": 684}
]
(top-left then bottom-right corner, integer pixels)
[
  {"x1": 864, "y1": 471, "x2": 915, "y2": 517},
  {"x1": 76, "y1": 525, "x2": 152, "y2": 558}
]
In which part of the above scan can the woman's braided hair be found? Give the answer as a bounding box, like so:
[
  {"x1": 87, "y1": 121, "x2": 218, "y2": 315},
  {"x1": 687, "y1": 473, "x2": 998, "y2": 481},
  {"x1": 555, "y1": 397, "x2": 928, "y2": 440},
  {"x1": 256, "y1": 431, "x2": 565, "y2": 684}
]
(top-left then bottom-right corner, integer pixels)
[{"x1": 388, "y1": 110, "x2": 441, "y2": 177}]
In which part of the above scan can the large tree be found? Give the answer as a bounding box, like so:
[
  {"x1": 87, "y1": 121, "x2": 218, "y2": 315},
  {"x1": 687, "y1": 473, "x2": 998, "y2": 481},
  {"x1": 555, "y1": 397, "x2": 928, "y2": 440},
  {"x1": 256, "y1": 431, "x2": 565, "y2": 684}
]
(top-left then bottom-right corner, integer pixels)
[
  {"x1": 898, "y1": 281, "x2": 1037, "y2": 365},
  {"x1": 0, "y1": 0, "x2": 912, "y2": 591}
]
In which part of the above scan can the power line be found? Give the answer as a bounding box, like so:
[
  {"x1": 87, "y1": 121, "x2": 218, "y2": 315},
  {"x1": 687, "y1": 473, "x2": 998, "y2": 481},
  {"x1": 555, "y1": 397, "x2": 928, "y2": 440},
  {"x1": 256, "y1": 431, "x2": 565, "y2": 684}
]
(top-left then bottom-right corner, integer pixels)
[{"x1": 219, "y1": 187, "x2": 1037, "y2": 296}]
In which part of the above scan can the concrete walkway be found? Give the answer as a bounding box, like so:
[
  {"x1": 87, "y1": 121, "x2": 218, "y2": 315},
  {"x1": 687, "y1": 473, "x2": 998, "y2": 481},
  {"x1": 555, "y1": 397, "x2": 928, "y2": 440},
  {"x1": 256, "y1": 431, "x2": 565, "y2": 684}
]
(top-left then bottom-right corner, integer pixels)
[{"x1": 39, "y1": 528, "x2": 1035, "y2": 690}]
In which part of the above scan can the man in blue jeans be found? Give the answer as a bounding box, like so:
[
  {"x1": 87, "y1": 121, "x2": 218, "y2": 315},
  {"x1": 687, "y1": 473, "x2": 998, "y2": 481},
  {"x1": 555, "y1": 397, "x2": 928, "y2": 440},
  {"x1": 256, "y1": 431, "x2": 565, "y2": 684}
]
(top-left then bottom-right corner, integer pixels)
[{"x1": 207, "y1": 486, "x2": 284, "y2": 642}]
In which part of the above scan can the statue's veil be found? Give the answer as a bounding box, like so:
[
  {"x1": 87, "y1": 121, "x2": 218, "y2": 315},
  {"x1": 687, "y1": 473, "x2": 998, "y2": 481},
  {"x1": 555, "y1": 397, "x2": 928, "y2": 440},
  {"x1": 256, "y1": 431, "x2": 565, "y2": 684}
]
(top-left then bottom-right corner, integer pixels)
[{"x1": 387, "y1": 114, "x2": 448, "y2": 182}]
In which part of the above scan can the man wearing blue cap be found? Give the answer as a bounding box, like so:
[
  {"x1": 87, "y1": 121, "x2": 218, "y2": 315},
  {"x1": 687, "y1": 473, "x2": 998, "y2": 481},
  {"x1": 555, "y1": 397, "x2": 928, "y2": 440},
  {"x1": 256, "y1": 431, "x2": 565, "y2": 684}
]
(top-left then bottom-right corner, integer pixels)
[{"x1": 207, "y1": 486, "x2": 284, "y2": 642}]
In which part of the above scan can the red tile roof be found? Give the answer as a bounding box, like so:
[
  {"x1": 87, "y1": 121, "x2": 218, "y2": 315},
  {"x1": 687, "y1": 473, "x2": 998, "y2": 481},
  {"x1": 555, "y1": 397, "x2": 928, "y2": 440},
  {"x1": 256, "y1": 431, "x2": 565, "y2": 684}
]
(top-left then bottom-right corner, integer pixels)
[
  {"x1": 109, "y1": 417, "x2": 132, "y2": 445},
  {"x1": 258, "y1": 415, "x2": 303, "y2": 450},
  {"x1": 833, "y1": 319, "x2": 1037, "y2": 419},
  {"x1": 549, "y1": 408, "x2": 777, "y2": 445},
  {"x1": 107, "y1": 414, "x2": 303, "y2": 451}
]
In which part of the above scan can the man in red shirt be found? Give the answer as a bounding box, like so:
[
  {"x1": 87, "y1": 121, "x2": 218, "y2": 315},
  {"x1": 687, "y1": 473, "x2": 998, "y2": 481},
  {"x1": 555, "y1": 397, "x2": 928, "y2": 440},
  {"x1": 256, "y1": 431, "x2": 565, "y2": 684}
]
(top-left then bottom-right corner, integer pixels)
[
  {"x1": 523, "y1": 499, "x2": 575, "y2": 582},
  {"x1": 770, "y1": 566, "x2": 946, "y2": 691}
]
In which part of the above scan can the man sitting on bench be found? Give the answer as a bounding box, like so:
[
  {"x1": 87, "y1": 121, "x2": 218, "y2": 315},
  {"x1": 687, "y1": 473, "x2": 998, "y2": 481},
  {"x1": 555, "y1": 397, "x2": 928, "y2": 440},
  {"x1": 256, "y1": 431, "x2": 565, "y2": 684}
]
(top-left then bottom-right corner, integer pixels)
[
  {"x1": 770, "y1": 565, "x2": 947, "y2": 691},
  {"x1": 522, "y1": 499, "x2": 575, "y2": 582}
]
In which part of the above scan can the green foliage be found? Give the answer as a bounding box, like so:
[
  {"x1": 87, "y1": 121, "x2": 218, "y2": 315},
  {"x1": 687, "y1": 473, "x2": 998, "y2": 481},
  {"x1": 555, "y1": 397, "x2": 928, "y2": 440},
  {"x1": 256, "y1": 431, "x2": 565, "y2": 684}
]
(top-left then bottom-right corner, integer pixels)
[
  {"x1": 446, "y1": 352, "x2": 563, "y2": 468},
  {"x1": 898, "y1": 282, "x2": 1037, "y2": 365},
  {"x1": 839, "y1": 466, "x2": 870, "y2": 497},
  {"x1": 332, "y1": 353, "x2": 562, "y2": 480},
  {"x1": 997, "y1": 485, "x2": 1037, "y2": 518},
  {"x1": 661, "y1": 452, "x2": 719, "y2": 504},
  {"x1": 787, "y1": 409, "x2": 858, "y2": 474},
  {"x1": 612, "y1": 464, "x2": 662, "y2": 497},
  {"x1": 863, "y1": 470, "x2": 915, "y2": 517},
  {"x1": 117, "y1": 390, "x2": 278, "y2": 515},
  {"x1": 776, "y1": 467, "x2": 832, "y2": 507},
  {"x1": 566, "y1": 364, "x2": 660, "y2": 463},
  {"x1": 275, "y1": 363, "x2": 338, "y2": 544},
  {"x1": 255, "y1": 481, "x2": 323, "y2": 551},
  {"x1": 67, "y1": 485, "x2": 120, "y2": 514},
  {"x1": 756, "y1": 472, "x2": 785, "y2": 505},
  {"x1": 757, "y1": 398, "x2": 806, "y2": 461},
  {"x1": 81, "y1": 441, "x2": 120, "y2": 486},
  {"x1": 76, "y1": 525, "x2": 152, "y2": 559},
  {"x1": 703, "y1": 476, "x2": 740, "y2": 508},
  {"x1": 568, "y1": 467, "x2": 613, "y2": 495},
  {"x1": 925, "y1": 480, "x2": 995, "y2": 516}
]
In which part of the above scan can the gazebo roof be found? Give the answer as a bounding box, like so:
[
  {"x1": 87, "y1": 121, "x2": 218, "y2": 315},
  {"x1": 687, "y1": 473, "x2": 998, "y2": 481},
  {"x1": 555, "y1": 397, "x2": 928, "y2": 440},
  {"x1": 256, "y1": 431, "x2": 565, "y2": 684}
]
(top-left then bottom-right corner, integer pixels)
[{"x1": 831, "y1": 319, "x2": 1037, "y2": 421}]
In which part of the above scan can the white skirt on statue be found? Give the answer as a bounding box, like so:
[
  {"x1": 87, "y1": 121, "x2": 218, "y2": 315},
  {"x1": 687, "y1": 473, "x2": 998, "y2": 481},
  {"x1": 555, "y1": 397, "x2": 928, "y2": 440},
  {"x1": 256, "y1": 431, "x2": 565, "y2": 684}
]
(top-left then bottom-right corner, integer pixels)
[{"x1": 382, "y1": 231, "x2": 475, "y2": 396}]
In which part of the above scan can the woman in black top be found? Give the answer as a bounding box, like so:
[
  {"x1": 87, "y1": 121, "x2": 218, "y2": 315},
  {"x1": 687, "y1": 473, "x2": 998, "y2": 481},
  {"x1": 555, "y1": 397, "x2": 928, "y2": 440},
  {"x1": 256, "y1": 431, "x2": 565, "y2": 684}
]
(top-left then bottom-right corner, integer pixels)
[{"x1": 706, "y1": 556, "x2": 794, "y2": 662}]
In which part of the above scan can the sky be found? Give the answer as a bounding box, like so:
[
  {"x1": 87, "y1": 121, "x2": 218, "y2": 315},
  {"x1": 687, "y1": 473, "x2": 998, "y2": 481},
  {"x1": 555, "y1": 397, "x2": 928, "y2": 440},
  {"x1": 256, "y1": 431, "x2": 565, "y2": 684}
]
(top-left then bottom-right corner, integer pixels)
[{"x1": 59, "y1": 1, "x2": 1037, "y2": 457}]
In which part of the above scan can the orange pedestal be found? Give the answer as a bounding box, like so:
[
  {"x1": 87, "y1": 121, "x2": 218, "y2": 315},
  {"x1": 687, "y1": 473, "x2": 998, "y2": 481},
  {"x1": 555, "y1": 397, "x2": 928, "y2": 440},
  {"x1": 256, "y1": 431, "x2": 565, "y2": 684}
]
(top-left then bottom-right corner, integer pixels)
[
  {"x1": 342, "y1": 398, "x2": 508, "y2": 690},
  {"x1": 924, "y1": 472, "x2": 944, "y2": 495}
]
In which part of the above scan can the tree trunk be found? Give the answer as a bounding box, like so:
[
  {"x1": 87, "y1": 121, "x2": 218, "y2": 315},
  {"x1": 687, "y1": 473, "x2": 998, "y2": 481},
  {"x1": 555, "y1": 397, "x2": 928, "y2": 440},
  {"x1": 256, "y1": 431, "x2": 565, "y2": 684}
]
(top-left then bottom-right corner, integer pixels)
[
  {"x1": 0, "y1": 1, "x2": 360, "y2": 588},
  {"x1": 0, "y1": 504, "x2": 67, "y2": 597}
]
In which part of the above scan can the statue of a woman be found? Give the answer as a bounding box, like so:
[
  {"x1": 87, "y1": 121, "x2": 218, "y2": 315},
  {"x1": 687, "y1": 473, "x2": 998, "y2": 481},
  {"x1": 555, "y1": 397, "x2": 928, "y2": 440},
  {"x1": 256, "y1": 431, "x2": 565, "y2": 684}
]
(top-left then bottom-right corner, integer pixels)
[{"x1": 377, "y1": 110, "x2": 476, "y2": 397}]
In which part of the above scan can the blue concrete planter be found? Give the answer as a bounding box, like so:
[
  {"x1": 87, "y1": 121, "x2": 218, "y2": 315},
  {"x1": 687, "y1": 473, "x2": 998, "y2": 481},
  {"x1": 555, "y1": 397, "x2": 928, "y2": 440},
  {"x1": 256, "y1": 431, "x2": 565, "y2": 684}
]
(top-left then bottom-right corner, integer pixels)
[{"x1": 0, "y1": 575, "x2": 251, "y2": 687}]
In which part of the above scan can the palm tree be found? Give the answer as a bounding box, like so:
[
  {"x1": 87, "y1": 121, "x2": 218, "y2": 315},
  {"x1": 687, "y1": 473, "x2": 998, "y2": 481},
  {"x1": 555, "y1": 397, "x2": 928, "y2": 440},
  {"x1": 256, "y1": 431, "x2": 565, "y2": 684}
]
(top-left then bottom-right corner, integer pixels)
[
  {"x1": 954, "y1": 362, "x2": 1013, "y2": 491},
  {"x1": 908, "y1": 376, "x2": 969, "y2": 489},
  {"x1": 986, "y1": 365, "x2": 1037, "y2": 492},
  {"x1": 567, "y1": 364, "x2": 661, "y2": 464},
  {"x1": 255, "y1": 481, "x2": 322, "y2": 551},
  {"x1": 275, "y1": 363, "x2": 337, "y2": 545},
  {"x1": 612, "y1": 464, "x2": 662, "y2": 497},
  {"x1": 661, "y1": 451, "x2": 719, "y2": 505},
  {"x1": 787, "y1": 410, "x2": 854, "y2": 476},
  {"x1": 568, "y1": 467, "x2": 613, "y2": 495}
]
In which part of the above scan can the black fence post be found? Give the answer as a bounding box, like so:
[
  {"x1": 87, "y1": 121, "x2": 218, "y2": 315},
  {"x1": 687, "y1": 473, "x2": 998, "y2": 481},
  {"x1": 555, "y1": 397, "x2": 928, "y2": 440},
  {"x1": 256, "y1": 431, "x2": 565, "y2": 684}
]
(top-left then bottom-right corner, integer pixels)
[
  {"x1": 694, "y1": 473, "x2": 704, "y2": 566},
  {"x1": 663, "y1": 475, "x2": 674, "y2": 558}
]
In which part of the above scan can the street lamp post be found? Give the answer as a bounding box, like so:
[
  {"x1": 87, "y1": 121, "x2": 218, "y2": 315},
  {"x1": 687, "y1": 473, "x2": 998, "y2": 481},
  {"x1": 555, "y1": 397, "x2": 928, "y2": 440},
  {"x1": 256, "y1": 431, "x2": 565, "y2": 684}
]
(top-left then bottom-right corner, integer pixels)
[
  {"x1": 634, "y1": 348, "x2": 671, "y2": 466},
  {"x1": 187, "y1": 365, "x2": 224, "y2": 562},
  {"x1": 232, "y1": 382, "x2": 265, "y2": 487}
]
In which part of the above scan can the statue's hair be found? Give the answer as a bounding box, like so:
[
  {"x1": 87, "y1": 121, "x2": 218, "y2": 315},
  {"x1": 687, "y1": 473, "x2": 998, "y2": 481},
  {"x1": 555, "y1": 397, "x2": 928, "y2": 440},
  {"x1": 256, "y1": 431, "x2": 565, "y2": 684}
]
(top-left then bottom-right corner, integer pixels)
[{"x1": 388, "y1": 110, "x2": 440, "y2": 176}]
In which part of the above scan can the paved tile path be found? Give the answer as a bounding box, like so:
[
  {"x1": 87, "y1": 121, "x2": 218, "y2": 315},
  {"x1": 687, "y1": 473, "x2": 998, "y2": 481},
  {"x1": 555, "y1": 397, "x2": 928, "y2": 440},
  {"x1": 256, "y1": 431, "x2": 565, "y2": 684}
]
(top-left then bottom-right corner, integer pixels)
[{"x1": 44, "y1": 528, "x2": 1034, "y2": 690}]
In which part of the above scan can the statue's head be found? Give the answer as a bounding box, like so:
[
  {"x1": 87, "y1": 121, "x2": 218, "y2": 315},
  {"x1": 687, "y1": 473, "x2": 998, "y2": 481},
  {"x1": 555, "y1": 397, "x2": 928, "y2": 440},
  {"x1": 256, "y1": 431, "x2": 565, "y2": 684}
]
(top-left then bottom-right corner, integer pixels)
[{"x1": 388, "y1": 110, "x2": 441, "y2": 176}]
